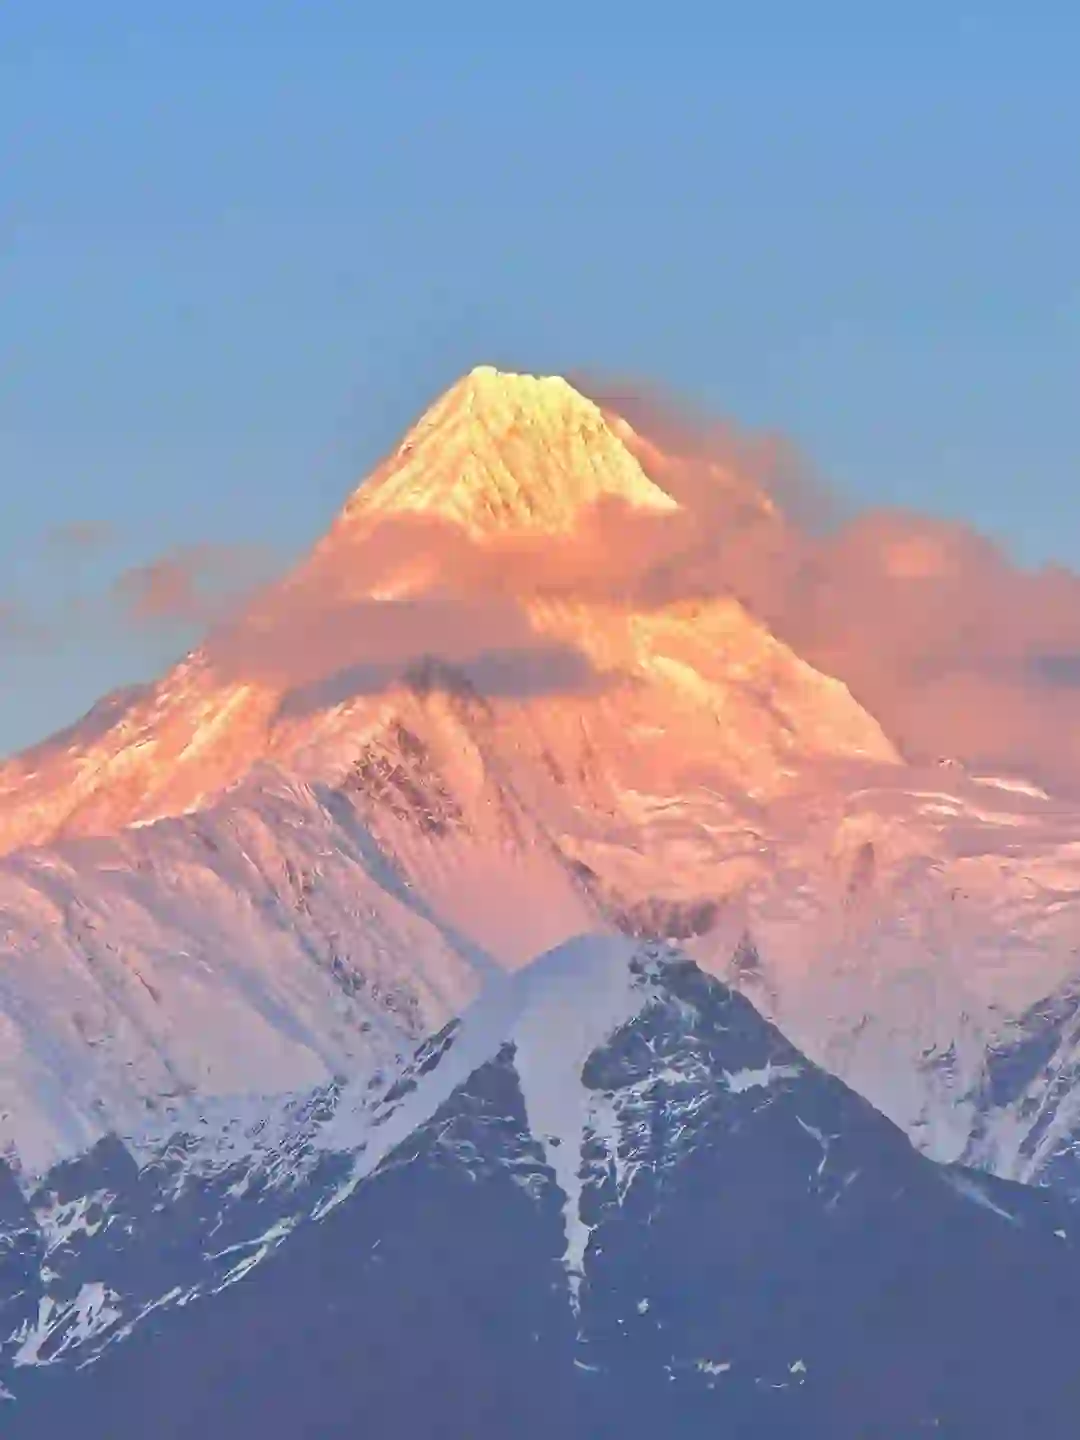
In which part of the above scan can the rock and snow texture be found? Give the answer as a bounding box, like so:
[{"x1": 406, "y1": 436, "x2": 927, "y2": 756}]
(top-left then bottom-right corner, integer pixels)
[
  {"x1": 962, "y1": 976, "x2": 1080, "y2": 1191},
  {"x1": 0, "y1": 365, "x2": 1079, "y2": 1194},
  {"x1": 0, "y1": 766, "x2": 495, "y2": 1176},
  {"x1": 7, "y1": 943, "x2": 1080, "y2": 1439}
]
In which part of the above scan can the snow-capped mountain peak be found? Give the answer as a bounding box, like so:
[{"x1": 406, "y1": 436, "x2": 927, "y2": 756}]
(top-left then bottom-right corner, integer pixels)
[
  {"x1": 338, "y1": 365, "x2": 679, "y2": 536},
  {"x1": 1, "y1": 365, "x2": 1080, "y2": 1227},
  {"x1": 0, "y1": 366, "x2": 894, "y2": 853}
]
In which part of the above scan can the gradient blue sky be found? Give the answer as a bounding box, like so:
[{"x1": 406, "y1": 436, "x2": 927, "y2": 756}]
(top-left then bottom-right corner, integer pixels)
[{"x1": 3, "y1": 3, "x2": 1079, "y2": 754}]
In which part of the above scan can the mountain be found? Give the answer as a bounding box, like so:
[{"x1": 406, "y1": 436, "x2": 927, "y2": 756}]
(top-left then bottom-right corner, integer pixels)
[
  {"x1": 1, "y1": 365, "x2": 1079, "y2": 1194},
  {"x1": 6, "y1": 938, "x2": 1080, "y2": 1438},
  {"x1": 0, "y1": 366, "x2": 896, "y2": 849}
]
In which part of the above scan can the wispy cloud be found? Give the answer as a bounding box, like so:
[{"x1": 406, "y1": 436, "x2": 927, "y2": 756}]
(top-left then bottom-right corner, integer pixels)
[
  {"x1": 111, "y1": 543, "x2": 276, "y2": 628},
  {"x1": 587, "y1": 380, "x2": 1080, "y2": 792},
  {"x1": 45, "y1": 520, "x2": 116, "y2": 552},
  {"x1": 0, "y1": 595, "x2": 54, "y2": 653}
]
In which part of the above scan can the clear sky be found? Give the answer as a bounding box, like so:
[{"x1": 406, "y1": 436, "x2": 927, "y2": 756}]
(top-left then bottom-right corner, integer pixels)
[{"x1": 3, "y1": 2, "x2": 1079, "y2": 754}]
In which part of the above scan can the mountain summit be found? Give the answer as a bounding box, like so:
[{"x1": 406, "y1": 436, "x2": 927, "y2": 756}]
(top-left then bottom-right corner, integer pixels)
[{"x1": 341, "y1": 365, "x2": 679, "y2": 535}]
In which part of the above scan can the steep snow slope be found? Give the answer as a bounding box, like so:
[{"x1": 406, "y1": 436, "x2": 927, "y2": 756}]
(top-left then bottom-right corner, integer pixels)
[
  {"x1": 0, "y1": 767, "x2": 503, "y2": 1175},
  {"x1": 7, "y1": 940, "x2": 1080, "y2": 1439},
  {"x1": 0, "y1": 367, "x2": 1078, "y2": 1188}
]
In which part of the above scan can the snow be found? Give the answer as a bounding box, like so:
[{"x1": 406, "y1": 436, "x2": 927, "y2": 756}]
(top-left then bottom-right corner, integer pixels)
[
  {"x1": 296, "y1": 934, "x2": 660, "y2": 1312},
  {"x1": 313, "y1": 934, "x2": 653, "y2": 1272},
  {"x1": 973, "y1": 775, "x2": 1050, "y2": 800},
  {"x1": 508, "y1": 935, "x2": 650, "y2": 1304},
  {"x1": 208, "y1": 1217, "x2": 298, "y2": 1291},
  {"x1": 697, "y1": 1359, "x2": 732, "y2": 1376},
  {"x1": 723, "y1": 1061, "x2": 801, "y2": 1094},
  {"x1": 795, "y1": 1115, "x2": 835, "y2": 1181},
  {"x1": 33, "y1": 1189, "x2": 114, "y2": 1253},
  {"x1": 0, "y1": 774, "x2": 479, "y2": 1180},
  {"x1": 13, "y1": 1283, "x2": 122, "y2": 1367},
  {"x1": 942, "y1": 1170, "x2": 1020, "y2": 1225},
  {"x1": 587, "y1": 1087, "x2": 641, "y2": 1202}
]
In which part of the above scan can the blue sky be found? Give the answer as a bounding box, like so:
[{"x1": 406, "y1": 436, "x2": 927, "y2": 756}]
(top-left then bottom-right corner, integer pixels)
[{"x1": 3, "y1": 3, "x2": 1079, "y2": 753}]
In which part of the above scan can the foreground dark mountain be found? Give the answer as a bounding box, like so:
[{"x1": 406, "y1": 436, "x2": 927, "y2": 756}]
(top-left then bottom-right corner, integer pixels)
[{"x1": 7, "y1": 939, "x2": 1080, "y2": 1438}]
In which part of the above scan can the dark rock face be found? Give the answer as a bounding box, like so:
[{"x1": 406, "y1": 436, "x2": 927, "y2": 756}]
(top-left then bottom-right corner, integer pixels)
[
  {"x1": 7, "y1": 950, "x2": 1080, "y2": 1438},
  {"x1": 965, "y1": 978, "x2": 1080, "y2": 1192},
  {"x1": 574, "y1": 959, "x2": 1080, "y2": 1438},
  {"x1": 7, "y1": 1049, "x2": 580, "y2": 1439},
  {"x1": 0, "y1": 1093, "x2": 357, "y2": 1382}
]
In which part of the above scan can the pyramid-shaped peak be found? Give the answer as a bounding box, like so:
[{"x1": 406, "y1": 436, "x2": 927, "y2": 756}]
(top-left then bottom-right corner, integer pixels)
[{"x1": 345, "y1": 366, "x2": 679, "y2": 536}]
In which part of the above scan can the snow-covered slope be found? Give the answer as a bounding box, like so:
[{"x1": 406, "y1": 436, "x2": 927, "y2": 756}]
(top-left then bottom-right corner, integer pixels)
[
  {"x1": 0, "y1": 365, "x2": 1079, "y2": 1196},
  {"x1": 0, "y1": 765, "x2": 504, "y2": 1175},
  {"x1": 6, "y1": 940, "x2": 1080, "y2": 1438}
]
